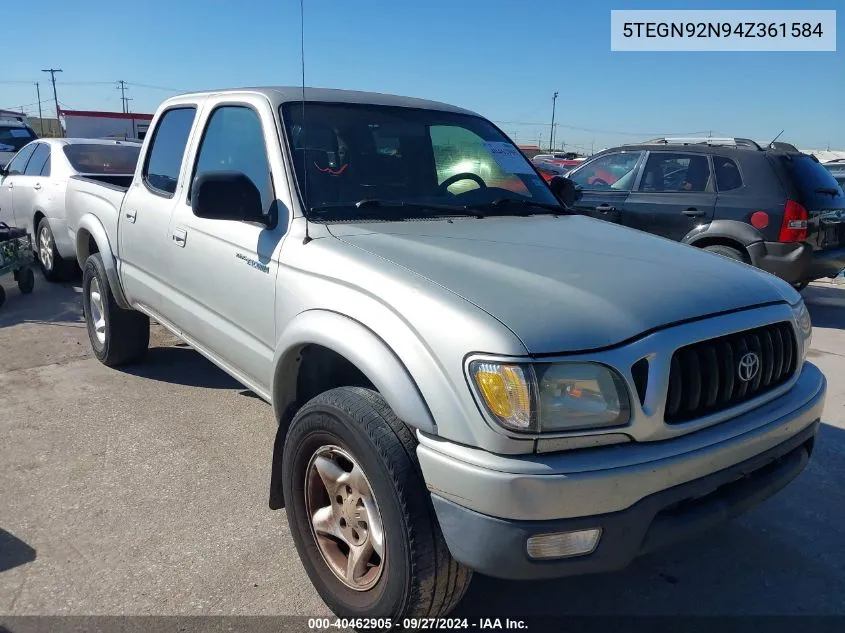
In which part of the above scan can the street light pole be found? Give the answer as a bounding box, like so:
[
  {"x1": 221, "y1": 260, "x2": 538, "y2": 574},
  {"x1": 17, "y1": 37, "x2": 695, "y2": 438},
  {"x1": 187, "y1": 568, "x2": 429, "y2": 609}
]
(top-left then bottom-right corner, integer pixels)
[{"x1": 550, "y1": 91, "x2": 559, "y2": 151}]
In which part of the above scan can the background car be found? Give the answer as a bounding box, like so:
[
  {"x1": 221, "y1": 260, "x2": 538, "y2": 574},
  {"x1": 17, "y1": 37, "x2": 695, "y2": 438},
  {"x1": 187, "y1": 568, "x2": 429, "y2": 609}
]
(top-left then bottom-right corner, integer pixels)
[
  {"x1": 0, "y1": 138, "x2": 141, "y2": 280},
  {"x1": 0, "y1": 114, "x2": 39, "y2": 170},
  {"x1": 564, "y1": 137, "x2": 845, "y2": 290},
  {"x1": 824, "y1": 159, "x2": 845, "y2": 188}
]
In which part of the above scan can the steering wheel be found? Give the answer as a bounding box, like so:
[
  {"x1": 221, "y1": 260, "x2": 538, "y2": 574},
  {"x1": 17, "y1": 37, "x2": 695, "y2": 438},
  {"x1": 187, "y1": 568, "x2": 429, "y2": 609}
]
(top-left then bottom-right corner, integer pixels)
[
  {"x1": 590, "y1": 178, "x2": 610, "y2": 187},
  {"x1": 438, "y1": 172, "x2": 487, "y2": 195}
]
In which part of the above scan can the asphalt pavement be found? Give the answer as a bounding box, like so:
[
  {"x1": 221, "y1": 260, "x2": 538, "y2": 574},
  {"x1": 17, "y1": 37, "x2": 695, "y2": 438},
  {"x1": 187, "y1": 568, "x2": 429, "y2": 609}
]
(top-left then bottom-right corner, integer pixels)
[{"x1": 1, "y1": 273, "x2": 844, "y2": 618}]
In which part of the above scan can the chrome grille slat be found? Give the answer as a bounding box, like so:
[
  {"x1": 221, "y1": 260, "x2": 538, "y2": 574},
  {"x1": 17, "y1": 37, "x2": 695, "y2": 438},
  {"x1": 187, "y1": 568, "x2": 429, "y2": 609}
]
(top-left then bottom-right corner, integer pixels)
[{"x1": 665, "y1": 321, "x2": 797, "y2": 424}]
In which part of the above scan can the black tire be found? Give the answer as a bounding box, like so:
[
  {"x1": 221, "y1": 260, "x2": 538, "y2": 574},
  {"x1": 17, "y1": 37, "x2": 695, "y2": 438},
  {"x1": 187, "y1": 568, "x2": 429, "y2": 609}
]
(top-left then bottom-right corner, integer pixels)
[
  {"x1": 282, "y1": 387, "x2": 471, "y2": 624},
  {"x1": 17, "y1": 267, "x2": 35, "y2": 294},
  {"x1": 703, "y1": 244, "x2": 747, "y2": 263},
  {"x1": 37, "y1": 218, "x2": 76, "y2": 282},
  {"x1": 0, "y1": 285, "x2": 5, "y2": 308},
  {"x1": 82, "y1": 253, "x2": 149, "y2": 366},
  {"x1": 792, "y1": 281, "x2": 810, "y2": 291}
]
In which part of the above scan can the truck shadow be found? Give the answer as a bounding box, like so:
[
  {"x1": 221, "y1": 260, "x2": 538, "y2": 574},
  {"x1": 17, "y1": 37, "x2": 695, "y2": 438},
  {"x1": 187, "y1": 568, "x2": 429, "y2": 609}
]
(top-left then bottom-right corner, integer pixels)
[
  {"x1": 121, "y1": 346, "x2": 245, "y2": 391},
  {"x1": 0, "y1": 528, "x2": 36, "y2": 573},
  {"x1": 803, "y1": 284, "x2": 845, "y2": 331},
  {"x1": 454, "y1": 421, "x2": 845, "y2": 617}
]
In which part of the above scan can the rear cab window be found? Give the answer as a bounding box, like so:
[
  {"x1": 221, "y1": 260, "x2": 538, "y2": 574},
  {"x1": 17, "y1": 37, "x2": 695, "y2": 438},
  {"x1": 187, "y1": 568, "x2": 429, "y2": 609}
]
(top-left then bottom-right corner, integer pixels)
[
  {"x1": 64, "y1": 144, "x2": 141, "y2": 175},
  {"x1": 781, "y1": 154, "x2": 845, "y2": 210},
  {"x1": 142, "y1": 107, "x2": 197, "y2": 196}
]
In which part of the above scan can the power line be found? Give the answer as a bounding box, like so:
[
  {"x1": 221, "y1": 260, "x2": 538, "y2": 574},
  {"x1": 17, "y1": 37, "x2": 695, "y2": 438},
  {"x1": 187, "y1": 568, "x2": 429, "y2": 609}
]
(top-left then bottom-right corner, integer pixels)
[{"x1": 128, "y1": 82, "x2": 186, "y2": 92}]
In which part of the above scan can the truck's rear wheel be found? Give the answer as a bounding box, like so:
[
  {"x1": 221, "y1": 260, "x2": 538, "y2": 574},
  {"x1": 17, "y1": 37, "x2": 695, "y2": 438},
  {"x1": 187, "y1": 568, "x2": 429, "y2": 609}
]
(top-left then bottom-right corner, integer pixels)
[
  {"x1": 82, "y1": 253, "x2": 149, "y2": 367},
  {"x1": 282, "y1": 387, "x2": 471, "y2": 624}
]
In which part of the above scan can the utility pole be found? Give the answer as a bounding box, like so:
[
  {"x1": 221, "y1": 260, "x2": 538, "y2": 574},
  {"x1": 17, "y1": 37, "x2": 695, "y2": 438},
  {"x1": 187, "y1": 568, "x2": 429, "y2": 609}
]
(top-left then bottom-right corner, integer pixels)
[
  {"x1": 41, "y1": 68, "x2": 63, "y2": 136},
  {"x1": 35, "y1": 82, "x2": 44, "y2": 136},
  {"x1": 550, "y1": 91, "x2": 559, "y2": 151},
  {"x1": 117, "y1": 80, "x2": 130, "y2": 113}
]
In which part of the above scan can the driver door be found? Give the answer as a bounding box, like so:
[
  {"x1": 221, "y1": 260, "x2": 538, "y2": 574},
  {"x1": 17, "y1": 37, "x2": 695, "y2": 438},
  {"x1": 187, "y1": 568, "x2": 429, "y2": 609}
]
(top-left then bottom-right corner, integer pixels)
[{"x1": 566, "y1": 151, "x2": 644, "y2": 223}]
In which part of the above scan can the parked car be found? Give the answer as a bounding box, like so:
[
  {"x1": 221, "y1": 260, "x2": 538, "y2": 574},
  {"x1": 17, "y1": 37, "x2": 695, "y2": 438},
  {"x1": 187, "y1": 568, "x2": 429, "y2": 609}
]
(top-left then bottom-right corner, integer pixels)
[
  {"x1": 824, "y1": 159, "x2": 845, "y2": 188},
  {"x1": 0, "y1": 139, "x2": 141, "y2": 280},
  {"x1": 0, "y1": 115, "x2": 38, "y2": 171},
  {"x1": 65, "y1": 88, "x2": 823, "y2": 622},
  {"x1": 565, "y1": 137, "x2": 845, "y2": 290}
]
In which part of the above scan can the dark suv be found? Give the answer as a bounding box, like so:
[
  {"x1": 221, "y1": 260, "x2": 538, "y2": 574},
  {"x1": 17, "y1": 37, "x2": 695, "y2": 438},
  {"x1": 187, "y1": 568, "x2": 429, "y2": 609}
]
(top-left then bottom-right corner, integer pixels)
[{"x1": 565, "y1": 138, "x2": 845, "y2": 289}]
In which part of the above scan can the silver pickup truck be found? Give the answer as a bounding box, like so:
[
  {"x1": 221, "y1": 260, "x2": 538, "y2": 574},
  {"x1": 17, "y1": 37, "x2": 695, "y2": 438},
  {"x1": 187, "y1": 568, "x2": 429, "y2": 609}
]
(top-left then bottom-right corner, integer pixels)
[{"x1": 65, "y1": 87, "x2": 825, "y2": 622}]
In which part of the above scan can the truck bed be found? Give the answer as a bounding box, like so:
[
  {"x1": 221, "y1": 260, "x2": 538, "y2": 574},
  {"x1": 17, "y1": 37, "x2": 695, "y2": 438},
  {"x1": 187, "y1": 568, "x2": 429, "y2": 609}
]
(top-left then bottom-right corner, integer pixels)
[{"x1": 65, "y1": 175, "x2": 129, "y2": 265}]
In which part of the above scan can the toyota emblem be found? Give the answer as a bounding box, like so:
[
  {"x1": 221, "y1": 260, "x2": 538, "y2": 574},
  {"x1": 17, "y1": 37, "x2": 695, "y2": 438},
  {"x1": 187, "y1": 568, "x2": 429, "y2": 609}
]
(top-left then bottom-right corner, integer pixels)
[{"x1": 737, "y1": 352, "x2": 760, "y2": 382}]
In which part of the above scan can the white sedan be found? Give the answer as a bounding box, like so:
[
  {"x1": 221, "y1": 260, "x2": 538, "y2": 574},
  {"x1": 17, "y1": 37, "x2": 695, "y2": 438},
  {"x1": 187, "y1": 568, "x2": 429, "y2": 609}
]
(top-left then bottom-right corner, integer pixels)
[{"x1": 0, "y1": 138, "x2": 140, "y2": 281}]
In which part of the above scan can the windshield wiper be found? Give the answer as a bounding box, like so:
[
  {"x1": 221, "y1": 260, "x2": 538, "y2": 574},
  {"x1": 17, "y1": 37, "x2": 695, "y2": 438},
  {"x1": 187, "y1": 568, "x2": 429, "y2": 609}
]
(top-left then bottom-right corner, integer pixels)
[
  {"x1": 815, "y1": 187, "x2": 841, "y2": 197},
  {"x1": 308, "y1": 199, "x2": 484, "y2": 220},
  {"x1": 467, "y1": 197, "x2": 571, "y2": 216}
]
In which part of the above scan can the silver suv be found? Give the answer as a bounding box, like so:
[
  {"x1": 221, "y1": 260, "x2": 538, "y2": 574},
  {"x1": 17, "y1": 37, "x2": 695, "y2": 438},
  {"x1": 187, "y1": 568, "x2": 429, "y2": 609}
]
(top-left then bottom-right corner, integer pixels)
[{"x1": 64, "y1": 87, "x2": 826, "y2": 622}]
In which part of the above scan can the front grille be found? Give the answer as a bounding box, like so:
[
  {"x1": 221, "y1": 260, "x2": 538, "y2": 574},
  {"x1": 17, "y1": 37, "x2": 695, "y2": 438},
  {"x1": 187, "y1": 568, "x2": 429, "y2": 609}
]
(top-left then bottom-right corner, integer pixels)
[{"x1": 664, "y1": 322, "x2": 797, "y2": 424}]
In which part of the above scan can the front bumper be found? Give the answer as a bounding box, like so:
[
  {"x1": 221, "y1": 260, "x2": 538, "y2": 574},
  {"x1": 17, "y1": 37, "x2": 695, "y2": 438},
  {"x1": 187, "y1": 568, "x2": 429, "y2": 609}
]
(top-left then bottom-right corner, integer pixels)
[
  {"x1": 419, "y1": 363, "x2": 825, "y2": 580},
  {"x1": 749, "y1": 241, "x2": 845, "y2": 283}
]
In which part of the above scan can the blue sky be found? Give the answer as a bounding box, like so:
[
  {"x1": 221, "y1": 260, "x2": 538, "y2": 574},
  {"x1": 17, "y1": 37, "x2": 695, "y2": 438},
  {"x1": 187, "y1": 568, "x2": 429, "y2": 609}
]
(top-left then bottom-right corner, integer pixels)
[{"x1": 2, "y1": 0, "x2": 841, "y2": 151}]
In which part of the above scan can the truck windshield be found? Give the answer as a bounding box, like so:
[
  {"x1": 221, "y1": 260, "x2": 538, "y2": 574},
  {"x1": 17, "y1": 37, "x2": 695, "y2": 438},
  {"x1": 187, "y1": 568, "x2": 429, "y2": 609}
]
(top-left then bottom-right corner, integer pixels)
[
  {"x1": 0, "y1": 125, "x2": 37, "y2": 152},
  {"x1": 63, "y1": 144, "x2": 141, "y2": 174},
  {"x1": 281, "y1": 103, "x2": 558, "y2": 221}
]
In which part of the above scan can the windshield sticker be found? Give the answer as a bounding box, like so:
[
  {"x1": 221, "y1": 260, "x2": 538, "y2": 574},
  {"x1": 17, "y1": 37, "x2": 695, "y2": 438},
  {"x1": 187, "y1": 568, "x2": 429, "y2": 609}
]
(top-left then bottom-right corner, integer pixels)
[
  {"x1": 8, "y1": 129, "x2": 32, "y2": 138},
  {"x1": 482, "y1": 142, "x2": 534, "y2": 174}
]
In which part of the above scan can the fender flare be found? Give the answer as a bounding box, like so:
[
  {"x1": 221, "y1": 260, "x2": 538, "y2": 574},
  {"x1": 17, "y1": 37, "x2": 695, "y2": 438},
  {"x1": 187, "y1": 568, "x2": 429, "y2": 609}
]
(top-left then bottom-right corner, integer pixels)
[
  {"x1": 74, "y1": 214, "x2": 132, "y2": 309},
  {"x1": 268, "y1": 310, "x2": 437, "y2": 509},
  {"x1": 683, "y1": 219, "x2": 764, "y2": 249}
]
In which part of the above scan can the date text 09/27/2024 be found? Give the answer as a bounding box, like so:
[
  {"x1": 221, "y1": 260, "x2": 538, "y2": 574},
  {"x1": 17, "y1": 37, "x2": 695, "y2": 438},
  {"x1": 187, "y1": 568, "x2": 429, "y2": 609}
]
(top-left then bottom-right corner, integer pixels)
[{"x1": 307, "y1": 617, "x2": 528, "y2": 630}]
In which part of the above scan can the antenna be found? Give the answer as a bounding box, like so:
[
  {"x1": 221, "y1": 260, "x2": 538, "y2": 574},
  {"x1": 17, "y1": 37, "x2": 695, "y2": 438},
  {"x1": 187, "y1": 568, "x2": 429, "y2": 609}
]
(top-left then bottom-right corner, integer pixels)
[
  {"x1": 767, "y1": 129, "x2": 785, "y2": 148},
  {"x1": 300, "y1": 0, "x2": 312, "y2": 245}
]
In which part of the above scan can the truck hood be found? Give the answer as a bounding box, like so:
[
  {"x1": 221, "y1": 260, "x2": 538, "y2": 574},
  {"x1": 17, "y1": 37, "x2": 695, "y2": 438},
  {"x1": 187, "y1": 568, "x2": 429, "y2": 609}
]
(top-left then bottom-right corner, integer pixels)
[{"x1": 328, "y1": 216, "x2": 798, "y2": 354}]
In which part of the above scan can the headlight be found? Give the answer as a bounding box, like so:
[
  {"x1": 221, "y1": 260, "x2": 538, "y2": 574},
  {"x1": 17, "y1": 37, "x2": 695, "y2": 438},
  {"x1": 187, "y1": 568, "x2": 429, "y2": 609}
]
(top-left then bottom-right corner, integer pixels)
[
  {"x1": 791, "y1": 299, "x2": 812, "y2": 364},
  {"x1": 469, "y1": 361, "x2": 631, "y2": 433}
]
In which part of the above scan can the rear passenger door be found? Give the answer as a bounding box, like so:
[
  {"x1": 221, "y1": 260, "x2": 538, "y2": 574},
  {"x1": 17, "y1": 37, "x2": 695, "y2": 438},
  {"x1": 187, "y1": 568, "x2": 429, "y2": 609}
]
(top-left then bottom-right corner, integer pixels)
[
  {"x1": 622, "y1": 152, "x2": 717, "y2": 241},
  {"x1": 119, "y1": 105, "x2": 199, "y2": 314},
  {"x1": 0, "y1": 143, "x2": 37, "y2": 226},
  {"x1": 163, "y1": 96, "x2": 289, "y2": 394},
  {"x1": 566, "y1": 151, "x2": 643, "y2": 223}
]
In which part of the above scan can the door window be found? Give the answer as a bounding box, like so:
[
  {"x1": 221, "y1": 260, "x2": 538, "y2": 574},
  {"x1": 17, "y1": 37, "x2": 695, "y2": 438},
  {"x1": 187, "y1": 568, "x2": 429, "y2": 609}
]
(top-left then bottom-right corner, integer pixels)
[
  {"x1": 24, "y1": 144, "x2": 50, "y2": 176},
  {"x1": 568, "y1": 152, "x2": 642, "y2": 190},
  {"x1": 191, "y1": 106, "x2": 274, "y2": 213},
  {"x1": 143, "y1": 107, "x2": 197, "y2": 196},
  {"x1": 639, "y1": 153, "x2": 712, "y2": 193},
  {"x1": 5, "y1": 144, "x2": 37, "y2": 175},
  {"x1": 713, "y1": 156, "x2": 743, "y2": 191}
]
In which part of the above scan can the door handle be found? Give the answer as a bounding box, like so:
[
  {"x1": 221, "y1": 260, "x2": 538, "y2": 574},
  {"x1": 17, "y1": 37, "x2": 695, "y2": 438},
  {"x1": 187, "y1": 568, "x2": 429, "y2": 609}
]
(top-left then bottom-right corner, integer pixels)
[
  {"x1": 32, "y1": 183, "x2": 42, "y2": 191},
  {"x1": 6, "y1": 182, "x2": 13, "y2": 189},
  {"x1": 683, "y1": 208, "x2": 705, "y2": 217},
  {"x1": 124, "y1": 209, "x2": 137, "y2": 223},
  {"x1": 595, "y1": 204, "x2": 616, "y2": 213},
  {"x1": 172, "y1": 228, "x2": 187, "y2": 247}
]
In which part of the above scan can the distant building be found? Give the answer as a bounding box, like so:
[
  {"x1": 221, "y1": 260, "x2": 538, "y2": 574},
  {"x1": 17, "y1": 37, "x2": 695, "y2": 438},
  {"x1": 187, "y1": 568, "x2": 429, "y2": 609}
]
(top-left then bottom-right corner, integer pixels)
[
  {"x1": 27, "y1": 118, "x2": 63, "y2": 137},
  {"x1": 59, "y1": 108, "x2": 154, "y2": 140},
  {"x1": 518, "y1": 145, "x2": 543, "y2": 160}
]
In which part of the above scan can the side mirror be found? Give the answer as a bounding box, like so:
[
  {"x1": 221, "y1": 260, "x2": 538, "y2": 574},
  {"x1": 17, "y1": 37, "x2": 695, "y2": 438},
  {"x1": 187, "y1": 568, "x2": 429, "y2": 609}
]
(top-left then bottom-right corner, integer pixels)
[
  {"x1": 0, "y1": 165, "x2": 7, "y2": 177},
  {"x1": 191, "y1": 171, "x2": 268, "y2": 224},
  {"x1": 548, "y1": 176, "x2": 581, "y2": 207}
]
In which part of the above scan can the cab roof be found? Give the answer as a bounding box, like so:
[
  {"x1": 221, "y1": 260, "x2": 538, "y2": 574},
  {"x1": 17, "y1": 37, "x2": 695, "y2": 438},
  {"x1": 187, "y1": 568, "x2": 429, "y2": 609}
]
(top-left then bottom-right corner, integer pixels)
[{"x1": 166, "y1": 86, "x2": 479, "y2": 117}]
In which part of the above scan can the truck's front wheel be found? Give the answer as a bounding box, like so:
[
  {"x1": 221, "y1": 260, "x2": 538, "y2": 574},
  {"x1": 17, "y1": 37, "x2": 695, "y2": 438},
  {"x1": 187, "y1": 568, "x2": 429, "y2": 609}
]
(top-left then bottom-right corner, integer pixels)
[
  {"x1": 282, "y1": 387, "x2": 471, "y2": 624},
  {"x1": 82, "y1": 253, "x2": 149, "y2": 367}
]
